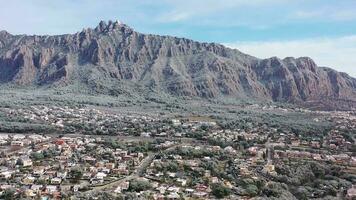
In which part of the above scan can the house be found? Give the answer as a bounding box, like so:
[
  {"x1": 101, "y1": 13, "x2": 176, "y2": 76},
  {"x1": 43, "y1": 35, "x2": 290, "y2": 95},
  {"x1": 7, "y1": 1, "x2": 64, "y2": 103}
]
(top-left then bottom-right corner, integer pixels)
[
  {"x1": 224, "y1": 146, "x2": 236, "y2": 154},
  {"x1": 137, "y1": 152, "x2": 144, "y2": 159},
  {"x1": 122, "y1": 155, "x2": 132, "y2": 161},
  {"x1": 24, "y1": 189, "x2": 36, "y2": 198},
  {"x1": 325, "y1": 155, "x2": 336, "y2": 162},
  {"x1": 174, "y1": 132, "x2": 183, "y2": 137},
  {"x1": 0, "y1": 134, "x2": 9, "y2": 140},
  {"x1": 13, "y1": 134, "x2": 26, "y2": 140},
  {"x1": 334, "y1": 154, "x2": 350, "y2": 161},
  {"x1": 195, "y1": 184, "x2": 209, "y2": 192},
  {"x1": 154, "y1": 172, "x2": 164, "y2": 177},
  {"x1": 346, "y1": 185, "x2": 356, "y2": 200},
  {"x1": 312, "y1": 154, "x2": 322, "y2": 161},
  {"x1": 23, "y1": 176, "x2": 36, "y2": 185},
  {"x1": 46, "y1": 170, "x2": 57, "y2": 178},
  {"x1": 193, "y1": 191, "x2": 208, "y2": 198},
  {"x1": 11, "y1": 141, "x2": 24, "y2": 147},
  {"x1": 263, "y1": 164, "x2": 276, "y2": 175},
  {"x1": 83, "y1": 172, "x2": 93, "y2": 179},
  {"x1": 114, "y1": 181, "x2": 130, "y2": 193},
  {"x1": 224, "y1": 181, "x2": 233, "y2": 189},
  {"x1": 102, "y1": 168, "x2": 111, "y2": 174},
  {"x1": 167, "y1": 192, "x2": 180, "y2": 200},
  {"x1": 177, "y1": 178, "x2": 187, "y2": 186},
  {"x1": 167, "y1": 172, "x2": 176, "y2": 178},
  {"x1": 89, "y1": 167, "x2": 98, "y2": 173},
  {"x1": 184, "y1": 188, "x2": 194, "y2": 196},
  {"x1": 19, "y1": 156, "x2": 33, "y2": 167},
  {"x1": 83, "y1": 156, "x2": 96, "y2": 164},
  {"x1": 140, "y1": 132, "x2": 151, "y2": 137},
  {"x1": 239, "y1": 166, "x2": 251, "y2": 176},
  {"x1": 291, "y1": 139, "x2": 300, "y2": 146},
  {"x1": 310, "y1": 141, "x2": 320, "y2": 148},
  {"x1": 153, "y1": 194, "x2": 165, "y2": 200},
  {"x1": 90, "y1": 178, "x2": 104, "y2": 185},
  {"x1": 211, "y1": 146, "x2": 221, "y2": 152},
  {"x1": 31, "y1": 185, "x2": 43, "y2": 193},
  {"x1": 0, "y1": 185, "x2": 12, "y2": 191},
  {"x1": 329, "y1": 143, "x2": 337, "y2": 150},
  {"x1": 210, "y1": 177, "x2": 219, "y2": 184},
  {"x1": 350, "y1": 157, "x2": 356, "y2": 167},
  {"x1": 185, "y1": 160, "x2": 200, "y2": 167},
  {"x1": 105, "y1": 163, "x2": 115, "y2": 169},
  {"x1": 204, "y1": 170, "x2": 211, "y2": 177},
  {"x1": 0, "y1": 171, "x2": 14, "y2": 179},
  {"x1": 172, "y1": 119, "x2": 181, "y2": 126},
  {"x1": 95, "y1": 162, "x2": 105, "y2": 168},
  {"x1": 45, "y1": 185, "x2": 58, "y2": 194},
  {"x1": 38, "y1": 175, "x2": 50, "y2": 183},
  {"x1": 33, "y1": 167, "x2": 45, "y2": 176},
  {"x1": 116, "y1": 150, "x2": 128, "y2": 157},
  {"x1": 57, "y1": 171, "x2": 67, "y2": 179},
  {"x1": 156, "y1": 185, "x2": 167, "y2": 194},
  {"x1": 167, "y1": 186, "x2": 180, "y2": 193},
  {"x1": 51, "y1": 177, "x2": 62, "y2": 185},
  {"x1": 248, "y1": 147, "x2": 258, "y2": 155},
  {"x1": 0, "y1": 139, "x2": 7, "y2": 145},
  {"x1": 95, "y1": 172, "x2": 107, "y2": 180},
  {"x1": 158, "y1": 132, "x2": 167, "y2": 137}
]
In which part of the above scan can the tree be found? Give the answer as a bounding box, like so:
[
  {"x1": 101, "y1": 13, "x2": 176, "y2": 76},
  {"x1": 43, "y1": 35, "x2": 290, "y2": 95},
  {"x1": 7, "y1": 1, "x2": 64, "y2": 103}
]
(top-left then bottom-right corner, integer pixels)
[
  {"x1": 212, "y1": 183, "x2": 231, "y2": 199},
  {"x1": 69, "y1": 168, "x2": 83, "y2": 184},
  {"x1": 1, "y1": 189, "x2": 16, "y2": 200},
  {"x1": 245, "y1": 184, "x2": 259, "y2": 197},
  {"x1": 293, "y1": 187, "x2": 309, "y2": 200},
  {"x1": 31, "y1": 152, "x2": 44, "y2": 160},
  {"x1": 128, "y1": 179, "x2": 151, "y2": 192},
  {"x1": 166, "y1": 162, "x2": 179, "y2": 172}
]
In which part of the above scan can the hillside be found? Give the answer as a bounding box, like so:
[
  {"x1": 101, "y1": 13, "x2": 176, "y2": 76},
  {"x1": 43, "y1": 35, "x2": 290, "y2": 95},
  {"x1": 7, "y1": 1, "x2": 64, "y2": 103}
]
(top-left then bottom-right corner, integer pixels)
[{"x1": 0, "y1": 20, "x2": 355, "y2": 109}]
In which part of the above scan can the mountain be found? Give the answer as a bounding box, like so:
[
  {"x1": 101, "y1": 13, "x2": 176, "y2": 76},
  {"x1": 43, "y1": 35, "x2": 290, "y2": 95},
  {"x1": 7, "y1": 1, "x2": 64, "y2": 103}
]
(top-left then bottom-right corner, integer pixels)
[{"x1": 0, "y1": 20, "x2": 356, "y2": 109}]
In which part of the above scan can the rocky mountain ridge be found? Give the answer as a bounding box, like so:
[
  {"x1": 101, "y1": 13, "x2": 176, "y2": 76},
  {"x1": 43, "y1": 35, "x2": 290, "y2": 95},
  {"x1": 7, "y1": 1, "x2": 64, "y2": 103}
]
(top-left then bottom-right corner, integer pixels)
[{"x1": 0, "y1": 20, "x2": 355, "y2": 109}]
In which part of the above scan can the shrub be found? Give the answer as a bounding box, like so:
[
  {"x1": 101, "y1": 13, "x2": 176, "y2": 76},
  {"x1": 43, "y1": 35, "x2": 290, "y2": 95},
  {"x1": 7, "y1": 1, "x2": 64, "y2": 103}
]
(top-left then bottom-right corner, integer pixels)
[
  {"x1": 128, "y1": 179, "x2": 151, "y2": 192},
  {"x1": 245, "y1": 184, "x2": 259, "y2": 197},
  {"x1": 212, "y1": 183, "x2": 231, "y2": 199}
]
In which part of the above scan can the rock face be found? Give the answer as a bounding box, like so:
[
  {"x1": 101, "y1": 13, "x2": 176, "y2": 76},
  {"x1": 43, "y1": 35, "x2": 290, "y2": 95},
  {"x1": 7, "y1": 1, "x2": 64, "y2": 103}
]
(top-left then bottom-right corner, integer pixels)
[{"x1": 0, "y1": 21, "x2": 356, "y2": 108}]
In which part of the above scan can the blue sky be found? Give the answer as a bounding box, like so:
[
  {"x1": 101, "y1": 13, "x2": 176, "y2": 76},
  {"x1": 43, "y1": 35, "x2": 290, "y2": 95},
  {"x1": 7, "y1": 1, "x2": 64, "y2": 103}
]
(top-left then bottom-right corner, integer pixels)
[{"x1": 0, "y1": 0, "x2": 355, "y2": 77}]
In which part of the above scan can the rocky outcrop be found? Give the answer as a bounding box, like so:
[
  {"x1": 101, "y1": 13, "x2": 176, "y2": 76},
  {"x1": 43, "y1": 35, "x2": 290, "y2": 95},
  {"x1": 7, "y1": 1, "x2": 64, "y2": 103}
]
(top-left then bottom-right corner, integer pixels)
[{"x1": 0, "y1": 20, "x2": 355, "y2": 108}]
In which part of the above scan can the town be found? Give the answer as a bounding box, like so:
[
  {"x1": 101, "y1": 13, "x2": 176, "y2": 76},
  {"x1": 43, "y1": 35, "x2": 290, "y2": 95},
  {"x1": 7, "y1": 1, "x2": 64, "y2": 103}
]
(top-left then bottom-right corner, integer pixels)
[{"x1": 0, "y1": 105, "x2": 355, "y2": 199}]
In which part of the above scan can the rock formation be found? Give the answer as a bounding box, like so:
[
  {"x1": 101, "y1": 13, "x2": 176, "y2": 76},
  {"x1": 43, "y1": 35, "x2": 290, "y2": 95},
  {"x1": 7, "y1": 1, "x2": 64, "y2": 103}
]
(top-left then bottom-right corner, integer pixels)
[{"x1": 0, "y1": 20, "x2": 355, "y2": 108}]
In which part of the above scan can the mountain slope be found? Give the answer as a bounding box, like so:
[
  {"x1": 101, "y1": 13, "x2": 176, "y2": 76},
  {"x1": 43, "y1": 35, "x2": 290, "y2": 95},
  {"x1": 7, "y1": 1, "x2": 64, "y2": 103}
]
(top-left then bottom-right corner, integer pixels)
[{"x1": 0, "y1": 21, "x2": 355, "y2": 108}]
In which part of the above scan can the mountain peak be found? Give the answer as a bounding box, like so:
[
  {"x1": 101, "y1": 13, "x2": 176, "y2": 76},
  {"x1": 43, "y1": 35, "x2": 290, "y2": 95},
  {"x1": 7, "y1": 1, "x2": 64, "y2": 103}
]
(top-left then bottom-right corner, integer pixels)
[
  {"x1": 94, "y1": 20, "x2": 130, "y2": 33},
  {"x1": 0, "y1": 30, "x2": 10, "y2": 37}
]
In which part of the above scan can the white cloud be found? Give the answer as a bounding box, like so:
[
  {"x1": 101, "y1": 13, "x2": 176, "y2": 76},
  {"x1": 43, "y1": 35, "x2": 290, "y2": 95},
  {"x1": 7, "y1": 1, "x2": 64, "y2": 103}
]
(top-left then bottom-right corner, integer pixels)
[
  {"x1": 158, "y1": 11, "x2": 191, "y2": 23},
  {"x1": 156, "y1": 0, "x2": 291, "y2": 23},
  {"x1": 225, "y1": 36, "x2": 356, "y2": 77},
  {"x1": 292, "y1": 7, "x2": 356, "y2": 21}
]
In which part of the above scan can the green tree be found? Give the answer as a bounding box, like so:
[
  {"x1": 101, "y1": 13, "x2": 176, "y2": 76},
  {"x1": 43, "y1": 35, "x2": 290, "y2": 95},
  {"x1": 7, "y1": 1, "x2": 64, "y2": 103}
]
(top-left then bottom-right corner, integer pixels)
[
  {"x1": 212, "y1": 183, "x2": 231, "y2": 199},
  {"x1": 128, "y1": 179, "x2": 151, "y2": 192},
  {"x1": 245, "y1": 185, "x2": 259, "y2": 197},
  {"x1": 69, "y1": 168, "x2": 83, "y2": 184},
  {"x1": 31, "y1": 152, "x2": 44, "y2": 160},
  {"x1": 1, "y1": 189, "x2": 16, "y2": 200}
]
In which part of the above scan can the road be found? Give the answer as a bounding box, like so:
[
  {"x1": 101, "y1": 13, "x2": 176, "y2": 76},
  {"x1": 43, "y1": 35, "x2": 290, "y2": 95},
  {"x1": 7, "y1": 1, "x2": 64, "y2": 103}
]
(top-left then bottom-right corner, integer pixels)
[
  {"x1": 85, "y1": 143, "x2": 183, "y2": 193},
  {"x1": 265, "y1": 137, "x2": 272, "y2": 163},
  {"x1": 88, "y1": 153, "x2": 155, "y2": 192}
]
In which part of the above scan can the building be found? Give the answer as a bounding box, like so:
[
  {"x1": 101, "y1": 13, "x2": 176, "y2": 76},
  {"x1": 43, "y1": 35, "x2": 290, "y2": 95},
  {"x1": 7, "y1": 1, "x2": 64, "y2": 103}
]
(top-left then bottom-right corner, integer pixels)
[
  {"x1": 11, "y1": 141, "x2": 24, "y2": 147},
  {"x1": 19, "y1": 157, "x2": 33, "y2": 167},
  {"x1": 346, "y1": 185, "x2": 356, "y2": 200}
]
